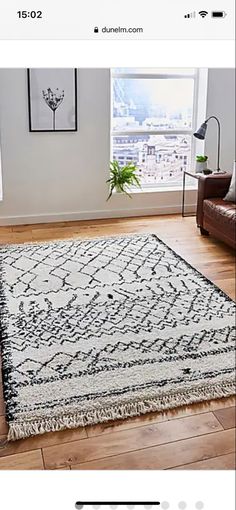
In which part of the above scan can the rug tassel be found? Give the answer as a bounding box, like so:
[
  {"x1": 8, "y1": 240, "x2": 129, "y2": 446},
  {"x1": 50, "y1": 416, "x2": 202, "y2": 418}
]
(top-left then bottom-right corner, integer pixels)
[{"x1": 7, "y1": 380, "x2": 236, "y2": 441}]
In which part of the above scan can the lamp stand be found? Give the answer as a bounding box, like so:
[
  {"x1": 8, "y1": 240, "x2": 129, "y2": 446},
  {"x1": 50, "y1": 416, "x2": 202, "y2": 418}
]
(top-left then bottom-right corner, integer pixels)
[{"x1": 205, "y1": 116, "x2": 226, "y2": 174}]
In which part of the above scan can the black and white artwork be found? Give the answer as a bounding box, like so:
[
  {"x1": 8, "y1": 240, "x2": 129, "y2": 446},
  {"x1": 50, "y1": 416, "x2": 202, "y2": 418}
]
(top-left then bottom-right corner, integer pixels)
[{"x1": 27, "y1": 69, "x2": 77, "y2": 132}]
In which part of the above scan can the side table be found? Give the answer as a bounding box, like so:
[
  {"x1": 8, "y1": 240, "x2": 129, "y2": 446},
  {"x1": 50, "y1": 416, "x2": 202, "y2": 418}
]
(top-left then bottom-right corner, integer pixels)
[{"x1": 182, "y1": 170, "x2": 201, "y2": 217}]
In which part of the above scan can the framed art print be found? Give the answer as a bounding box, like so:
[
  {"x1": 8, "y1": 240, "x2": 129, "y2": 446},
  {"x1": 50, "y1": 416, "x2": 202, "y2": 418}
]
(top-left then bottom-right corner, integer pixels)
[{"x1": 27, "y1": 68, "x2": 77, "y2": 132}]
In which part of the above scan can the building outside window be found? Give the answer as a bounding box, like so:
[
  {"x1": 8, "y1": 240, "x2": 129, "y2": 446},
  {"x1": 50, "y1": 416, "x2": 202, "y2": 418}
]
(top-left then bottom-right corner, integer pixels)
[{"x1": 111, "y1": 68, "x2": 200, "y2": 188}]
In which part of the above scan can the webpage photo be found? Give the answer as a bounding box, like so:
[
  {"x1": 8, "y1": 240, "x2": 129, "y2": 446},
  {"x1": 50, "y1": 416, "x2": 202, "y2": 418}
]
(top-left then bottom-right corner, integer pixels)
[{"x1": 0, "y1": 63, "x2": 235, "y2": 458}]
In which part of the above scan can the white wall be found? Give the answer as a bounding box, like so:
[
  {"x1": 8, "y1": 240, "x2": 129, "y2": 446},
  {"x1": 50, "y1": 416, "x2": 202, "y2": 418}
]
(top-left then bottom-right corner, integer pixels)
[
  {"x1": 0, "y1": 144, "x2": 2, "y2": 202},
  {"x1": 0, "y1": 68, "x2": 234, "y2": 226},
  {"x1": 205, "y1": 68, "x2": 235, "y2": 172}
]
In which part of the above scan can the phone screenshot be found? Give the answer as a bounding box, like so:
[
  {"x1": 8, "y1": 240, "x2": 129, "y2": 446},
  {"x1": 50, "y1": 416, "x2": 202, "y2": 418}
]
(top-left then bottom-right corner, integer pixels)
[{"x1": 0, "y1": 1, "x2": 235, "y2": 509}]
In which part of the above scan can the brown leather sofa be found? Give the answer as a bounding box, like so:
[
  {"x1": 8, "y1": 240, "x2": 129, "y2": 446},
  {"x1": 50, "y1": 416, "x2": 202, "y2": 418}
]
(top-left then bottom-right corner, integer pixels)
[{"x1": 196, "y1": 174, "x2": 236, "y2": 249}]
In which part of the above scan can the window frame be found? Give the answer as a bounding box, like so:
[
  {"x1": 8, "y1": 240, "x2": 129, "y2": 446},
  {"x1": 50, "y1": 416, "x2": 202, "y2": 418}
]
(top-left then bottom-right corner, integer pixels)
[{"x1": 110, "y1": 69, "x2": 200, "y2": 190}]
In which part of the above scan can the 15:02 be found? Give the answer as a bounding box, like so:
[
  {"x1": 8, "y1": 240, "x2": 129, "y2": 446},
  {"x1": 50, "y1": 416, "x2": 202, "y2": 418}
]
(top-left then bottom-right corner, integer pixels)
[{"x1": 17, "y1": 11, "x2": 43, "y2": 19}]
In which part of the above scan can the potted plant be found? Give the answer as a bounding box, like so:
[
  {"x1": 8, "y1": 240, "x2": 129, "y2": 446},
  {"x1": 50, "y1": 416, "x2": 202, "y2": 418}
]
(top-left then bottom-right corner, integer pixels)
[
  {"x1": 195, "y1": 155, "x2": 208, "y2": 173},
  {"x1": 106, "y1": 160, "x2": 141, "y2": 200}
]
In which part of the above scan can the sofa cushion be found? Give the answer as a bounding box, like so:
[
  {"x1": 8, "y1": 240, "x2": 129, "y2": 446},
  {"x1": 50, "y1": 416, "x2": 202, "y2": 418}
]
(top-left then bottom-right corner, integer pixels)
[
  {"x1": 203, "y1": 198, "x2": 236, "y2": 228},
  {"x1": 224, "y1": 162, "x2": 236, "y2": 202}
]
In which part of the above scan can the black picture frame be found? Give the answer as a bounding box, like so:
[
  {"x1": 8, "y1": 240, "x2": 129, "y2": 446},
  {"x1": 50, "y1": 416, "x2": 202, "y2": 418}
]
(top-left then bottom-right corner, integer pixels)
[{"x1": 27, "y1": 69, "x2": 78, "y2": 132}]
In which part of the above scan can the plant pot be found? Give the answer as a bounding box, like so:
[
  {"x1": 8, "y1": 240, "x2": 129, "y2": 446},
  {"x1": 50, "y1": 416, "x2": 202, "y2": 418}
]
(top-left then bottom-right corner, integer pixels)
[
  {"x1": 203, "y1": 169, "x2": 213, "y2": 175},
  {"x1": 115, "y1": 185, "x2": 123, "y2": 193},
  {"x1": 195, "y1": 161, "x2": 208, "y2": 173}
]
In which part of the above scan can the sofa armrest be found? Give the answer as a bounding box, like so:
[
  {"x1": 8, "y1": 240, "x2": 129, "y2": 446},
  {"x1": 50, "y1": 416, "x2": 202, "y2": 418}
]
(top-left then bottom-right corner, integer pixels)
[{"x1": 196, "y1": 174, "x2": 232, "y2": 227}]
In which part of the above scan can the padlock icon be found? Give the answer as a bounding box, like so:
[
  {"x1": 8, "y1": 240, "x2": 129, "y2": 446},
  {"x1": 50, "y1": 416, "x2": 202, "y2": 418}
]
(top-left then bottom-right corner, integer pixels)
[{"x1": 94, "y1": 27, "x2": 99, "y2": 34}]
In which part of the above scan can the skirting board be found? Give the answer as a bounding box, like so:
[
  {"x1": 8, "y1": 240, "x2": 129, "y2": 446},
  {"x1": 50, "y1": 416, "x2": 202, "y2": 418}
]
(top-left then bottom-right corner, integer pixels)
[{"x1": 0, "y1": 204, "x2": 196, "y2": 226}]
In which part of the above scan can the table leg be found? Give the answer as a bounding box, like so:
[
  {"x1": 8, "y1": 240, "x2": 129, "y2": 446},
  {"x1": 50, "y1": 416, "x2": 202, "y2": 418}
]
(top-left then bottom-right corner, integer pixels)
[{"x1": 182, "y1": 171, "x2": 186, "y2": 217}]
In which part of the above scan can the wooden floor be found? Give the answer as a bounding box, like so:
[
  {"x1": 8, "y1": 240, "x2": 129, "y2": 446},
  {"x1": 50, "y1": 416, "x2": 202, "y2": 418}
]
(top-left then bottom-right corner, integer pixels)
[{"x1": 0, "y1": 214, "x2": 235, "y2": 470}]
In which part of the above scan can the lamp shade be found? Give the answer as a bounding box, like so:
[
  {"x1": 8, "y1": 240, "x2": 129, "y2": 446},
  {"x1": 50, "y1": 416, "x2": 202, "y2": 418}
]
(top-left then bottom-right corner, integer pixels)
[{"x1": 194, "y1": 122, "x2": 208, "y2": 140}]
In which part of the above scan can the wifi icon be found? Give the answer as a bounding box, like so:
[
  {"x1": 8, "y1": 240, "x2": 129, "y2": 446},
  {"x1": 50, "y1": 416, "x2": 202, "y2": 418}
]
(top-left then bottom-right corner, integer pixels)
[{"x1": 199, "y1": 10, "x2": 208, "y2": 18}]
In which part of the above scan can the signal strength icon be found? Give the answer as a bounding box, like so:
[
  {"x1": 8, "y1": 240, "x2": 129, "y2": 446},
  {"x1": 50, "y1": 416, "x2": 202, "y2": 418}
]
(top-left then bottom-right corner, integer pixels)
[
  {"x1": 199, "y1": 10, "x2": 208, "y2": 18},
  {"x1": 184, "y1": 12, "x2": 196, "y2": 18}
]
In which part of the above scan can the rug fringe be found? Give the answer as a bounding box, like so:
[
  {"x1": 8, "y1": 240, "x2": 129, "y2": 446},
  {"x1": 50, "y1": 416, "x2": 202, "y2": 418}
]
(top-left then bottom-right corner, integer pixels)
[{"x1": 8, "y1": 380, "x2": 236, "y2": 441}]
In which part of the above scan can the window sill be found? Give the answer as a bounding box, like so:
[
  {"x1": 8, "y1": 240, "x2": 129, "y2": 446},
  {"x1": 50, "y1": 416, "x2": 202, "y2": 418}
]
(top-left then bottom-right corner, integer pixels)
[{"x1": 112, "y1": 185, "x2": 197, "y2": 195}]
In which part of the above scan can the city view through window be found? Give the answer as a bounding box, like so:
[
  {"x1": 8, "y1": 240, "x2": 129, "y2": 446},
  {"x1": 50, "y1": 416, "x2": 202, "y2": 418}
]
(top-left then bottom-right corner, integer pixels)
[{"x1": 112, "y1": 71, "x2": 196, "y2": 187}]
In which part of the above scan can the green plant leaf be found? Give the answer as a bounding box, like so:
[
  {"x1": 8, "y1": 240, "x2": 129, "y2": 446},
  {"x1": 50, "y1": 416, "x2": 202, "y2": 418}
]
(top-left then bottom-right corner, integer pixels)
[
  {"x1": 196, "y1": 155, "x2": 208, "y2": 162},
  {"x1": 107, "y1": 160, "x2": 142, "y2": 200}
]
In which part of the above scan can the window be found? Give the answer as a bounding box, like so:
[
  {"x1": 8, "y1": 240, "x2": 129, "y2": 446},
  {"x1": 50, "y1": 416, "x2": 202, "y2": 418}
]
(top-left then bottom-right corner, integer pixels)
[{"x1": 111, "y1": 69, "x2": 199, "y2": 188}]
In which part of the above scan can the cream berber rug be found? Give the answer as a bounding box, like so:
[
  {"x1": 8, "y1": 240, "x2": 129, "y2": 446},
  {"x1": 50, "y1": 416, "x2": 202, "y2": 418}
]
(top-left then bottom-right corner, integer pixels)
[{"x1": 0, "y1": 234, "x2": 235, "y2": 440}]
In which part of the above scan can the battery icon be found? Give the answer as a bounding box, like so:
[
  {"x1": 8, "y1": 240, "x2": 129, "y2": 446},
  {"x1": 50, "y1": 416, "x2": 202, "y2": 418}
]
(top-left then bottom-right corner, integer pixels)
[{"x1": 211, "y1": 11, "x2": 227, "y2": 18}]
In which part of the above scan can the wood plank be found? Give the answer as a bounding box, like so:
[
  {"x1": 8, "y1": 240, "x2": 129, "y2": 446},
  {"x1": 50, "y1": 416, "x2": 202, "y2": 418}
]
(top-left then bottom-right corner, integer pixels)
[
  {"x1": 87, "y1": 398, "x2": 236, "y2": 438},
  {"x1": 87, "y1": 411, "x2": 171, "y2": 437},
  {"x1": 0, "y1": 426, "x2": 87, "y2": 459},
  {"x1": 71, "y1": 429, "x2": 235, "y2": 470},
  {"x1": 0, "y1": 450, "x2": 44, "y2": 470},
  {"x1": 194, "y1": 264, "x2": 235, "y2": 281},
  {"x1": 0, "y1": 226, "x2": 13, "y2": 233},
  {"x1": 43, "y1": 412, "x2": 222, "y2": 469},
  {"x1": 172, "y1": 452, "x2": 236, "y2": 470},
  {"x1": 214, "y1": 407, "x2": 236, "y2": 430},
  {"x1": 0, "y1": 416, "x2": 8, "y2": 436},
  {"x1": 0, "y1": 390, "x2": 5, "y2": 417},
  {"x1": 0, "y1": 232, "x2": 33, "y2": 244},
  {"x1": 213, "y1": 279, "x2": 235, "y2": 300},
  {"x1": 31, "y1": 230, "x2": 77, "y2": 242}
]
